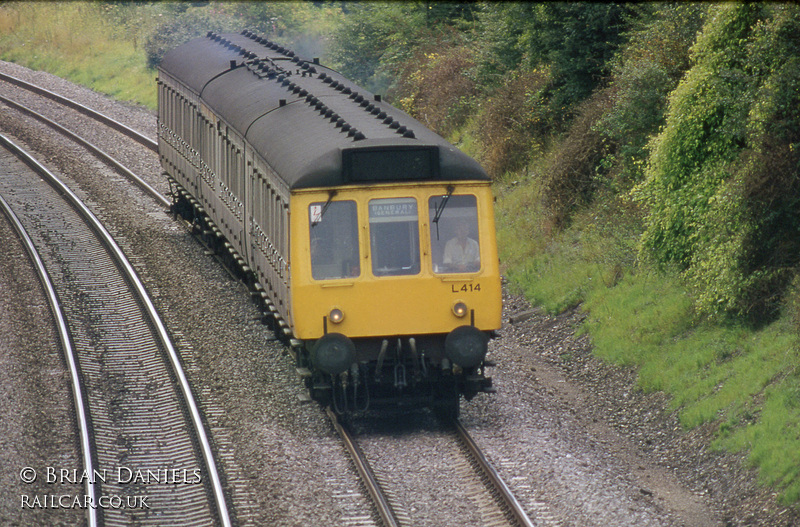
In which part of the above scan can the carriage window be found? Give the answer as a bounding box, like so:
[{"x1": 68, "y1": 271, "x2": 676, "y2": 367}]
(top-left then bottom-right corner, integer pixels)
[
  {"x1": 369, "y1": 198, "x2": 420, "y2": 276},
  {"x1": 429, "y1": 194, "x2": 480, "y2": 273},
  {"x1": 309, "y1": 201, "x2": 360, "y2": 280}
]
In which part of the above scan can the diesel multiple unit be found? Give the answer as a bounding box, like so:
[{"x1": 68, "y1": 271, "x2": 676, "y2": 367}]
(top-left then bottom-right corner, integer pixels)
[{"x1": 157, "y1": 30, "x2": 502, "y2": 415}]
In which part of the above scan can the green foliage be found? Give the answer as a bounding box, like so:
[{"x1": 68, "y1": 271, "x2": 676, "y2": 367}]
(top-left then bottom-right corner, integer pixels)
[
  {"x1": 142, "y1": 2, "x2": 342, "y2": 69},
  {"x1": 541, "y1": 87, "x2": 615, "y2": 228},
  {"x1": 499, "y1": 192, "x2": 642, "y2": 315},
  {"x1": 143, "y1": 5, "x2": 243, "y2": 69},
  {"x1": 327, "y1": 2, "x2": 427, "y2": 94},
  {"x1": 474, "y1": 2, "x2": 638, "y2": 110},
  {"x1": 719, "y1": 374, "x2": 800, "y2": 504},
  {"x1": 0, "y1": 2, "x2": 158, "y2": 107},
  {"x1": 391, "y1": 33, "x2": 477, "y2": 139},
  {"x1": 637, "y1": 4, "x2": 800, "y2": 319},
  {"x1": 597, "y1": 3, "x2": 706, "y2": 188},
  {"x1": 471, "y1": 68, "x2": 553, "y2": 179}
]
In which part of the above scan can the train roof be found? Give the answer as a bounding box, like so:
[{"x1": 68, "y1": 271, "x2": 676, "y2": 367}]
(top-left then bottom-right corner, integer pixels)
[{"x1": 158, "y1": 31, "x2": 489, "y2": 190}]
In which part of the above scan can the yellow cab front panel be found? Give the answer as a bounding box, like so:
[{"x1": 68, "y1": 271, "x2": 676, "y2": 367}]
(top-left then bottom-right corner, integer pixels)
[{"x1": 290, "y1": 181, "x2": 502, "y2": 341}]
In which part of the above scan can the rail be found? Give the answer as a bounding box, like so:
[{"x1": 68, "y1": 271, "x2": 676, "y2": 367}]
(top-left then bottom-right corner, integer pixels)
[
  {"x1": 453, "y1": 418, "x2": 535, "y2": 527},
  {"x1": 0, "y1": 71, "x2": 158, "y2": 151},
  {"x1": 0, "y1": 133, "x2": 232, "y2": 526},
  {"x1": 326, "y1": 407, "x2": 401, "y2": 527},
  {"x1": 0, "y1": 189, "x2": 99, "y2": 527}
]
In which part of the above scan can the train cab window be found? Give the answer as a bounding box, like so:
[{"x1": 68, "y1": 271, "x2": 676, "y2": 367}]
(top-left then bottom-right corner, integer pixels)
[
  {"x1": 429, "y1": 194, "x2": 481, "y2": 273},
  {"x1": 309, "y1": 201, "x2": 360, "y2": 280},
  {"x1": 368, "y1": 198, "x2": 420, "y2": 276}
]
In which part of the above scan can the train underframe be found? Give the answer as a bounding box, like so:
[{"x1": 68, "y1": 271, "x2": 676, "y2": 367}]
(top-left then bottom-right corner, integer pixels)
[{"x1": 299, "y1": 335, "x2": 495, "y2": 418}]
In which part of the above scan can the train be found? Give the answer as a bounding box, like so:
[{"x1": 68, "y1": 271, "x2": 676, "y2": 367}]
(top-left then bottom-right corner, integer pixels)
[{"x1": 157, "y1": 30, "x2": 502, "y2": 416}]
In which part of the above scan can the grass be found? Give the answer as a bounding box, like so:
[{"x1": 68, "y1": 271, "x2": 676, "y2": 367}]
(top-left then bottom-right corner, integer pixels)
[
  {"x1": 0, "y1": 2, "x2": 157, "y2": 108},
  {"x1": 494, "y1": 172, "x2": 800, "y2": 504}
]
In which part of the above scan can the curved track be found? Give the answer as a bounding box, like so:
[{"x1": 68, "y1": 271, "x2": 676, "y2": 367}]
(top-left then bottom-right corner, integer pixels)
[
  {"x1": 0, "y1": 70, "x2": 157, "y2": 151},
  {"x1": 0, "y1": 133, "x2": 232, "y2": 526},
  {"x1": 0, "y1": 191, "x2": 99, "y2": 527}
]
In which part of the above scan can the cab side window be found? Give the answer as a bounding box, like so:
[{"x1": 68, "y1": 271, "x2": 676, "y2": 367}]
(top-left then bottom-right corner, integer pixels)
[{"x1": 309, "y1": 201, "x2": 360, "y2": 280}]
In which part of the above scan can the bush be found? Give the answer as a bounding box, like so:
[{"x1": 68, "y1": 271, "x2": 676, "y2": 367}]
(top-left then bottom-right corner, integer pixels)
[
  {"x1": 391, "y1": 32, "x2": 477, "y2": 138},
  {"x1": 637, "y1": 3, "x2": 800, "y2": 320},
  {"x1": 598, "y1": 3, "x2": 706, "y2": 188},
  {"x1": 472, "y1": 68, "x2": 553, "y2": 179},
  {"x1": 542, "y1": 87, "x2": 615, "y2": 228},
  {"x1": 144, "y1": 6, "x2": 244, "y2": 68}
]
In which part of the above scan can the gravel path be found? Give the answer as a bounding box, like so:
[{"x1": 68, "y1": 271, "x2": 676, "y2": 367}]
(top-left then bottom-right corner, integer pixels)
[{"x1": 1, "y1": 60, "x2": 798, "y2": 526}]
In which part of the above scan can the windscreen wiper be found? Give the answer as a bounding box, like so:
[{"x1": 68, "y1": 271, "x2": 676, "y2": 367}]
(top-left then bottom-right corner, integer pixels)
[{"x1": 431, "y1": 185, "x2": 455, "y2": 240}]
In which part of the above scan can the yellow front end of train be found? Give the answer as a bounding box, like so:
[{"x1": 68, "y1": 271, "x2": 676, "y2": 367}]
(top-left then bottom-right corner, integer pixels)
[{"x1": 290, "y1": 181, "x2": 502, "y2": 345}]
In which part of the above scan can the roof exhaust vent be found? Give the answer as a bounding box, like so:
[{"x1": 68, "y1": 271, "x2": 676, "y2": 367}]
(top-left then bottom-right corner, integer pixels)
[
  {"x1": 229, "y1": 60, "x2": 237, "y2": 69},
  {"x1": 279, "y1": 99, "x2": 287, "y2": 107},
  {"x1": 374, "y1": 94, "x2": 382, "y2": 102}
]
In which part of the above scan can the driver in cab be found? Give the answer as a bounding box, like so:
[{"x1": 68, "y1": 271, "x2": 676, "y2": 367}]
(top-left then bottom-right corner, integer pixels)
[{"x1": 443, "y1": 222, "x2": 480, "y2": 272}]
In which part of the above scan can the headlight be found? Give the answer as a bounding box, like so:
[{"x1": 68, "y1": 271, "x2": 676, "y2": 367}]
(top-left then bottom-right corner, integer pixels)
[
  {"x1": 329, "y1": 308, "x2": 344, "y2": 323},
  {"x1": 452, "y1": 302, "x2": 468, "y2": 318}
]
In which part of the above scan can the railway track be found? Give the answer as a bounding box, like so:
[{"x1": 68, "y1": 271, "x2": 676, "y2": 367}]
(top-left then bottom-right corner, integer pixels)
[
  {"x1": 328, "y1": 408, "x2": 538, "y2": 527},
  {"x1": 0, "y1": 72, "x2": 548, "y2": 526},
  {"x1": 0, "y1": 90, "x2": 167, "y2": 208},
  {"x1": 0, "y1": 69, "x2": 554, "y2": 526},
  {"x1": 0, "y1": 134, "x2": 232, "y2": 526},
  {"x1": 0, "y1": 70, "x2": 157, "y2": 151}
]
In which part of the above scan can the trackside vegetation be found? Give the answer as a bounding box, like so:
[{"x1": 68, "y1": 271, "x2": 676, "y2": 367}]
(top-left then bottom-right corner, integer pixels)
[{"x1": 1, "y1": 1, "x2": 799, "y2": 507}]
